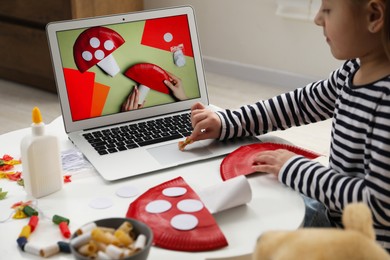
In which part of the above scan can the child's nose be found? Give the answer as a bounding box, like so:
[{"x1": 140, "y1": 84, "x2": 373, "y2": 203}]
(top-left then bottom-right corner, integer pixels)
[{"x1": 314, "y1": 11, "x2": 323, "y2": 26}]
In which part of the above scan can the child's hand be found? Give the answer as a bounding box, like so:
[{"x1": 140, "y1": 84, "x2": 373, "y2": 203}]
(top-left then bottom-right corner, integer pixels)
[
  {"x1": 164, "y1": 71, "x2": 188, "y2": 101},
  {"x1": 121, "y1": 86, "x2": 145, "y2": 111},
  {"x1": 189, "y1": 102, "x2": 222, "y2": 141},
  {"x1": 251, "y1": 149, "x2": 297, "y2": 177}
]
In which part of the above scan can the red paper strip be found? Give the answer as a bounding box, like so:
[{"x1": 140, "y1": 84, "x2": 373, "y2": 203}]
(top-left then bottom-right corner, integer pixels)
[
  {"x1": 220, "y1": 142, "x2": 321, "y2": 181},
  {"x1": 63, "y1": 68, "x2": 95, "y2": 121}
]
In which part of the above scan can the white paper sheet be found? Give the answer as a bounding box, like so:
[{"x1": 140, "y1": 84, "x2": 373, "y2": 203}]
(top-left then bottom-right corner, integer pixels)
[{"x1": 197, "y1": 175, "x2": 252, "y2": 214}]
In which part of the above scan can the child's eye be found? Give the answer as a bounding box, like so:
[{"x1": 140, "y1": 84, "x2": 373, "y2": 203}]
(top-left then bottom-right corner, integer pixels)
[{"x1": 322, "y1": 8, "x2": 330, "y2": 14}]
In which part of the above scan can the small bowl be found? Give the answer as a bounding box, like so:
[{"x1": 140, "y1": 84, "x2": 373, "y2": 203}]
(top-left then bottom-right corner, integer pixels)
[{"x1": 70, "y1": 218, "x2": 153, "y2": 260}]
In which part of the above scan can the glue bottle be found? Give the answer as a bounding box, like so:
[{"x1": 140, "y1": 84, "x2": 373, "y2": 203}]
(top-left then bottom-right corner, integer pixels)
[{"x1": 20, "y1": 107, "x2": 63, "y2": 198}]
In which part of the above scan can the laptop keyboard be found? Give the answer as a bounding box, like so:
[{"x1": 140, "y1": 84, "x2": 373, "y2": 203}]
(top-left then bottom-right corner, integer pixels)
[{"x1": 82, "y1": 113, "x2": 193, "y2": 155}]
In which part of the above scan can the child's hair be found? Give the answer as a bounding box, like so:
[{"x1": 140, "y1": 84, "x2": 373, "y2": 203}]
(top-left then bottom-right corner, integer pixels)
[{"x1": 384, "y1": 0, "x2": 390, "y2": 60}]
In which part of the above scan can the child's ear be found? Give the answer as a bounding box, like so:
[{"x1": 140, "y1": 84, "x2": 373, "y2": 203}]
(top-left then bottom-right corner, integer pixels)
[{"x1": 367, "y1": 0, "x2": 386, "y2": 33}]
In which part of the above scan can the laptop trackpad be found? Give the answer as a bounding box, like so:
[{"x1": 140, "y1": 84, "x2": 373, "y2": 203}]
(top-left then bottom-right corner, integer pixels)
[{"x1": 147, "y1": 142, "x2": 212, "y2": 166}]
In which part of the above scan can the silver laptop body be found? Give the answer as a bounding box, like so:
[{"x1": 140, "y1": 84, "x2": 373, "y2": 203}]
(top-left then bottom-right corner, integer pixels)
[{"x1": 46, "y1": 6, "x2": 258, "y2": 181}]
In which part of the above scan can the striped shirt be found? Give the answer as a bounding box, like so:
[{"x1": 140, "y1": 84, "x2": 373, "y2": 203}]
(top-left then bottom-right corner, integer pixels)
[{"x1": 217, "y1": 59, "x2": 390, "y2": 250}]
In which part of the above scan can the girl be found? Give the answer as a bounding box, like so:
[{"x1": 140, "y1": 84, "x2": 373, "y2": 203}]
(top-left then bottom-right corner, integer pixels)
[{"x1": 190, "y1": 0, "x2": 390, "y2": 251}]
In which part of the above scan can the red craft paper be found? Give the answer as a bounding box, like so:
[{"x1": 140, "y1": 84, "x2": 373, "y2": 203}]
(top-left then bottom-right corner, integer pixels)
[
  {"x1": 124, "y1": 63, "x2": 170, "y2": 94},
  {"x1": 63, "y1": 68, "x2": 95, "y2": 121},
  {"x1": 141, "y1": 15, "x2": 194, "y2": 57},
  {"x1": 220, "y1": 142, "x2": 321, "y2": 181},
  {"x1": 126, "y1": 177, "x2": 228, "y2": 252}
]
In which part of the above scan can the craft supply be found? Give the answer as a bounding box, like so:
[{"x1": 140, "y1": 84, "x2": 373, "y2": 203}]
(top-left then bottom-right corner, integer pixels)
[
  {"x1": 57, "y1": 241, "x2": 71, "y2": 253},
  {"x1": 70, "y1": 232, "x2": 92, "y2": 249},
  {"x1": 118, "y1": 221, "x2": 133, "y2": 234},
  {"x1": 97, "y1": 250, "x2": 111, "y2": 259},
  {"x1": 15, "y1": 205, "x2": 72, "y2": 258},
  {"x1": 24, "y1": 242, "x2": 60, "y2": 258},
  {"x1": 126, "y1": 176, "x2": 228, "y2": 252},
  {"x1": 114, "y1": 229, "x2": 133, "y2": 246},
  {"x1": 220, "y1": 142, "x2": 321, "y2": 181},
  {"x1": 23, "y1": 205, "x2": 38, "y2": 217},
  {"x1": 52, "y1": 214, "x2": 69, "y2": 225},
  {"x1": 91, "y1": 228, "x2": 119, "y2": 245},
  {"x1": 76, "y1": 222, "x2": 97, "y2": 235},
  {"x1": 59, "y1": 221, "x2": 71, "y2": 238},
  {"x1": 28, "y1": 215, "x2": 39, "y2": 232},
  {"x1": 71, "y1": 220, "x2": 149, "y2": 258},
  {"x1": 105, "y1": 244, "x2": 125, "y2": 259},
  {"x1": 19, "y1": 225, "x2": 32, "y2": 239},
  {"x1": 20, "y1": 107, "x2": 63, "y2": 198},
  {"x1": 16, "y1": 237, "x2": 28, "y2": 250},
  {"x1": 178, "y1": 137, "x2": 193, "y2": 151},
  {"x1": 78, "y1": 241, "x2": 98, "y2": 257},
  {"x1": 115, "y1": 186, "x2": 139, "y2": 198},
  {"x1": 134, "y1": 234, "x2": 147, "y2": 250}
]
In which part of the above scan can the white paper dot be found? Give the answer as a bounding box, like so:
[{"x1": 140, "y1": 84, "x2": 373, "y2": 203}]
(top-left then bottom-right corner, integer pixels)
[
  {"x1": 170, "y1": 214, "x2": 198, "y2": 230},
  {"x1": 162, "y1": 187, "x2": 187, "y2": 197},
  {"x1": 82, "y1": 51, "x2": 93, "y2": 61},
  {"x1": 90, "y1": 37, "x2": 100, "y2": 48},
  {"x1": 177, "y1": 199, "x2": 204, "y2": 213},
  {"x1": 146, "y1": 200, "x2": 172, "y2": 214},
  {"x1": 89, "y1": 197, "x2": 113, "y2": 209},
  {"x1": 115, "y1": 186, "x2": 139, "y2": 198},
  {"x1": 104, "y1": 40, "x2": 115, "y2": 51},
  {"x1": 95, "y1": 50, "x2": 105, "y2": 60},
  {"x1": 163, "y1": 32, "x2": 173, "y2": 42}
]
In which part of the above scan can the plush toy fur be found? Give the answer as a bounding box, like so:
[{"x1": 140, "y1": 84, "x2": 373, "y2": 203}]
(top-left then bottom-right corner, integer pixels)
[{"x1": 253, "y1": 203, "x2": 390, "y2": 260}]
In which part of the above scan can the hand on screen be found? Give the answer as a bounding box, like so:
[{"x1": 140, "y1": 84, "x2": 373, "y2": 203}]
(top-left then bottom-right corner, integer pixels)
[
  {"x1": 121, "y1": 86, "x2": 145, "y2": 111},
  {"x1": 164, "y1": 71, "x2": 188, "y2": 101}
]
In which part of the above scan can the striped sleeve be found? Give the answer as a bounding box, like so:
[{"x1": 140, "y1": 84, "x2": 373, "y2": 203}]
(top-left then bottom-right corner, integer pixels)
[
  {"x1": 279, "y1": 86, "x2": 390, "y2": 249},
  {"x1": 217, "y1": 70, "x2": 339, "y2": 141}
]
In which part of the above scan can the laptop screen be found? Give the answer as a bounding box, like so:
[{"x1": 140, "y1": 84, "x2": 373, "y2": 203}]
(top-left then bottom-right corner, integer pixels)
[
  {"x1": 55, "y1": 14, "x2": 200, "y2": 122},
  {"x1": 47, "y1": 6, "x2": 208, "y2": 133}
]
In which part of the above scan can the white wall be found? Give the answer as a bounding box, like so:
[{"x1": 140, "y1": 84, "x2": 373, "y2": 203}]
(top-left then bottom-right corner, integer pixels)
[{"x1": 143, "y1": 0, "x2": 343, "y2": 86}]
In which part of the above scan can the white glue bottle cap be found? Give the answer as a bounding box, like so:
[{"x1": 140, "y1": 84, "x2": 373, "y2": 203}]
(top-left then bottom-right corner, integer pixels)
[{"x1": 31, "y1": 107, "x2": 45, "y2": 136}]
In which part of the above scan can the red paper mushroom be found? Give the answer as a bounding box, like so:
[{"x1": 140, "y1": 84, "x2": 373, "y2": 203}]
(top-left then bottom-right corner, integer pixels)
[
  {"x1": 126, "y1": 177, "x2": 228, "y2": 251},
  {"x1": 73, "y1": 26, "x2": 125, "y2": 77},
  {"x1": 124, "y1": 63, "x2": 170, "y2": 104}
]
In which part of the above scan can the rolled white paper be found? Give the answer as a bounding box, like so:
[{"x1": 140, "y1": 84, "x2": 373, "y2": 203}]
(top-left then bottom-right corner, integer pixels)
[
  {"x1": 70, "y1": 232, "x2": 92, "y2": 249},
  {"x1": 24, "y1": 242, "x2": 60, "y2": 257},
  {"x1": 97, "y1": 250, "x2": 111, "y2": 260},
  {"x1": 134, "y1": 234, "x2": 147, "y2": 250},
  {"x1": 24, "y1": 243, "x2": 41, "y2": 257},
  {"x1": 137, "y1": 84, "x2": 150, "y2": 105},
  {"x1": 97, "y1": 53, "x2": 120, "y2": 77},
  {"x1": 197, "y1": 175, "x2": 252, "y2": 214},
  {"x1": 76, "y1": 222, "x2": 97, "y2": 235},
  {"x1": 105, "y1": 244, "x2": 124, "y2": 259},
  {"x1": 40, "y1": 243, "x2": 60, "y2": 257}
]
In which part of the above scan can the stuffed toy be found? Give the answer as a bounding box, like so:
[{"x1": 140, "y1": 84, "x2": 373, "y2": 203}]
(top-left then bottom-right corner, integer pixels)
[{"x1": 253, "y1": 203, "x2": 390, "y2": 260}]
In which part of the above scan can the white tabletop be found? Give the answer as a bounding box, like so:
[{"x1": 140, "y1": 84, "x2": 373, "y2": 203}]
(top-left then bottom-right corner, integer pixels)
[{"x1": 0, "y1": 116, "x2": 332, "y2": 260}]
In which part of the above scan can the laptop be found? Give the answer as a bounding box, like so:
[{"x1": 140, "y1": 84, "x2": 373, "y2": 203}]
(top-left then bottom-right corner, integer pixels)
[{"x1": 46, "y1": 6, "x2": 258, "y2": 181}]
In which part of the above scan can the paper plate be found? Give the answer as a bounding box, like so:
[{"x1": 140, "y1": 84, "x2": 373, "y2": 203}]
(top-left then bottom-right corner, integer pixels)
[
  {"x1": 126, "y1": 177, "x2": 228, "y2": 252},
  {"x1": 220, "y1": 142, "x2": 321, "y2": 181},
  {"x1": 124, "y1": 63, "x2": 170, "y2": 94}
]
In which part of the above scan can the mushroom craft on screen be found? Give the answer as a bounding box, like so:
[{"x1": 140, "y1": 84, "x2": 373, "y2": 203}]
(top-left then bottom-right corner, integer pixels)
[{"x1": 61, "y1": 15, "x2": 197, "y2": 122}]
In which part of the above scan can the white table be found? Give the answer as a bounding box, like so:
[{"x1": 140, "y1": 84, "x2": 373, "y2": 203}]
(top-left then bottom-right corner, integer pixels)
[{"x1": 0, "y1": 116, "x2": 332, "y2": 260}]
